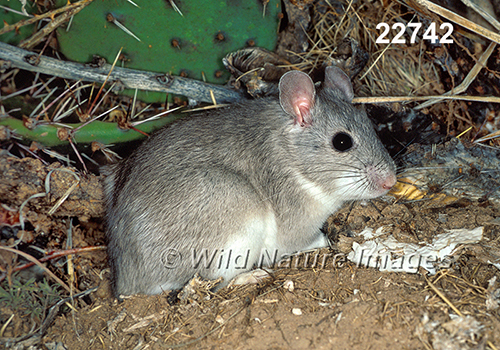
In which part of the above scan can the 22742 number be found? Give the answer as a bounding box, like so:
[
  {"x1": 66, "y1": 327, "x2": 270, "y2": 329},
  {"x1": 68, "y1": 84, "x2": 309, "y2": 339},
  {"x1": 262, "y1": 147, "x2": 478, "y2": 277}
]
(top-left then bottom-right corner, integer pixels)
[{"x1": 376, "y1": 22, "x2": 453, "y2": 44}]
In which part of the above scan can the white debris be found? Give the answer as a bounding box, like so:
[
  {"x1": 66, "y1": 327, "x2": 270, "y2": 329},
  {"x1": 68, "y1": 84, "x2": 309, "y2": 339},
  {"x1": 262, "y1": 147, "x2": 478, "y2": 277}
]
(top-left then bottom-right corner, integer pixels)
[
  {"x1": 486, "y1": 276, "x2": 500, "y2": 310},
  {"x1": 283, "y1": 280, "x2": 295, "y2": 292},
  {"x1": 489, "y1": 261, "x2": 500, "y2": 270},
  {"x1": 416, "y1": 313, "x2": 484, "y2": 350},
  {"x1": 347, "y1": 227, "x2": 483, "y2": 274}
]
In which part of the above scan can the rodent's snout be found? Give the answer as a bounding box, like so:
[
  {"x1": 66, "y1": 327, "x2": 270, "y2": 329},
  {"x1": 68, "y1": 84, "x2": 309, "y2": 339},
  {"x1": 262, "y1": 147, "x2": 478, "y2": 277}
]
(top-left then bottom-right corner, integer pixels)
[
  {"x1": 381, "y1": 172, "x2": 397, "y2": 190},
  {"x1": 365, "y1": 164, "x2": 397, "y2": 196}
]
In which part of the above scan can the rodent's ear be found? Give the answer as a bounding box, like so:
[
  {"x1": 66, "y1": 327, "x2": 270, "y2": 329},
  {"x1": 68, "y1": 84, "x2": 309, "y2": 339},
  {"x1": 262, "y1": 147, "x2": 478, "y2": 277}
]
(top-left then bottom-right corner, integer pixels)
[
  {"x1": 279, "y1": 70, "x2": 316, "y2": 127},
  {"x1": 324, "y1": 66, "x2": 354, "y2": 102}
]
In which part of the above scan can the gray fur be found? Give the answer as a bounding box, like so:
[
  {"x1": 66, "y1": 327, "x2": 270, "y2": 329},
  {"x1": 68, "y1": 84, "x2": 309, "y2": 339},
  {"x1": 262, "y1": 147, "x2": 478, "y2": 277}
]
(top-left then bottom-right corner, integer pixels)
[{"x1": 104, "y1": 67, "x2": 396, "y2": 296}]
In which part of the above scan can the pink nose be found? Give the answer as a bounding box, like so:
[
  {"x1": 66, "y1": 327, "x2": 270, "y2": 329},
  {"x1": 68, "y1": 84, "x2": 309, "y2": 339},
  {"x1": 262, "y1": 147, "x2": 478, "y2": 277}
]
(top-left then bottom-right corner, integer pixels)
[{"x1": 381, "y1": 173, "x2": 397, "y2": 190}]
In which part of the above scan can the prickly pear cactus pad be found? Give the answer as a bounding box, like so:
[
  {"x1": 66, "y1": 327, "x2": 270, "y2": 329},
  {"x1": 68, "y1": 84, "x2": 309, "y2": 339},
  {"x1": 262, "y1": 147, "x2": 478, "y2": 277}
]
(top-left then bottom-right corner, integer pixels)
[{"x1": 55, "y1": 0, "x2": 281, "y2": 102}]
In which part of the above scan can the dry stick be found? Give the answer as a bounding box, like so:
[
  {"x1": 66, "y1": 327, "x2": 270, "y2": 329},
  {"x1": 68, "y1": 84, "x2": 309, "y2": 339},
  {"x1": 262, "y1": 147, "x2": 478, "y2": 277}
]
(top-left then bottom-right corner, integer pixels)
[
  {"x1": 460, "y1": 0, "x2": 500, "y2": 31},
  {"x1": 413, "y1": 0, "x2": 500, "y2": 44},
  {"x1": 489, "y1": 342, "x2": 499, "y2": 350},
  {"x1": 0, "y1": 246, "x2": 72, "y2": 293},
  {"x1": 0, "y1": 42, "x2": 244, "y2": 104},
  {"x1": 0, "y1": 0, "x2": 93, "y2": 36},
  {"x1": 415, "y1": 41, "x2": 497, "y2": 110},
  {"x1": 424, "y1": 273, "x2": 463, "y2": 317},
  {"x1": 354, "y1": 94, "x2": 500, "y2": 104},
  {"x1": 475, "y1": 129, "x2": 500, "y2": 143}
]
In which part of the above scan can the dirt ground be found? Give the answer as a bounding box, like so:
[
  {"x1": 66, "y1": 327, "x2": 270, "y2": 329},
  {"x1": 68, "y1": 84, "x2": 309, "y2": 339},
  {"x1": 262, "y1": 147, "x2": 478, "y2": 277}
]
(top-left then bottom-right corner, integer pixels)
[
  {"x1": 0, "y1": 151, "x2": 499, "y2": 350},
  {"x1": 1, "y1": 0, "x2": 500, "y2": 349}
]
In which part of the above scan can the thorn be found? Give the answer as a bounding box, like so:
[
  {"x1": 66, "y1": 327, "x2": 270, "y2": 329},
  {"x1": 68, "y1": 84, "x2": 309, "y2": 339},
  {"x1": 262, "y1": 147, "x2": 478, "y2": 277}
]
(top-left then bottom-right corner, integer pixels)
[
  {"x1": 106, "y1": 13, "x2": 141, "y2": 42},
  {"x1": 35, "y1": 80, "x2": 81, "y2": 120},
  {"x1": 30, "y1": 87, "x2": 58, "y2": 119},
  {"x1": 68, "y1": 137, "x2": 88, "y2": 173},
  {"x1": 0, "y1": 5, "x2": 33, "y2": 17},
  {"x1": 125, "y1": 0, "x2": 140, "y2": 8},
  {"x1": 129, "y1": 126, "x2": 150, "y2": 137},
  {"x1": 131, "y1": 88, "x2": 138, "y2": 119},
  {"x1": 72, "y1": 105, "x2": 120, "y2": 133},
  {"x1": 262, "y1": 0, "x2": 269, "y2": 18},
  {"x1": 90, "y1": 81, "x2": 117, "y2": 116},
  {"x1": 130, "y1": 106, "x2": 183, "y2": 126},
  {"x1": 169, "y1": 0, "x2": 183, "y2": 17},
  {"x1": 87, "y1": 48, "x2": 123, "y2": 115},
  {"x1": 132, "y1": 102, "x2": 152, "y2": 120}
]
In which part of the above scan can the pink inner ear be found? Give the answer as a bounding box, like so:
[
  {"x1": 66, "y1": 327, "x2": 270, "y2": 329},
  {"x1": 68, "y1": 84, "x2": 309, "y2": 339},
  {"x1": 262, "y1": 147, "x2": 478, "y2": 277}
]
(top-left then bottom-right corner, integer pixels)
[
  {"x1": 279, "y1": 70, "x2": 316, "y2": 126},
  {"x1": 294, "y1": 100, "x2": 312, "y2": 126}
]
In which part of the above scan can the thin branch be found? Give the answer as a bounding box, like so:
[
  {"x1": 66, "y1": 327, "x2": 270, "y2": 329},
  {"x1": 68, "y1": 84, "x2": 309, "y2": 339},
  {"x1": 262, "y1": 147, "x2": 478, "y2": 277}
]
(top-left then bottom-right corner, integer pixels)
[
  {"x1": 0, "y1": 42, "x2": 245, "y2": 104},
  {"x1": 19, "y1": 2, "x2": 91, "y2": 49},
  {"x1": 0, "y1": 0, "x2": 93, "y2": 37}
]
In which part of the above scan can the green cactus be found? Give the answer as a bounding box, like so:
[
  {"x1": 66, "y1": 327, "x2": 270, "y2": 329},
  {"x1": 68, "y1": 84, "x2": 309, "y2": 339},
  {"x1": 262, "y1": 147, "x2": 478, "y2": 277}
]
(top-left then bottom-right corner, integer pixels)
[
  {"x1": 55, "y1": 0, "x2": 281, "y2": 102},
  {"x1": 0, "y1": 114, "x2": 180, "y2": 147}
]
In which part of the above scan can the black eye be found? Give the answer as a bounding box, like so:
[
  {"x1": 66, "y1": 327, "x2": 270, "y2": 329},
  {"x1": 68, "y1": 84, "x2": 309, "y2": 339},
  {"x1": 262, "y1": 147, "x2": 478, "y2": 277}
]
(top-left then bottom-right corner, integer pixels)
[{"x1": 332, "y1": 132, "x2": 353, "y2": 152}]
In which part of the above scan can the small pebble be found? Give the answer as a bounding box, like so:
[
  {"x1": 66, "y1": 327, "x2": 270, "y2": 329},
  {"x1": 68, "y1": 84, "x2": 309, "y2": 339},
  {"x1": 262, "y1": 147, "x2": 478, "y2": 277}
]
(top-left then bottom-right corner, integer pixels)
[
  {"x1": 292, "y1": 308, "x2": 302, "y2": 316},
  {"x1": 283, "y1": 280, "x2": 294, "y2": 292}
]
